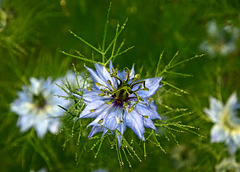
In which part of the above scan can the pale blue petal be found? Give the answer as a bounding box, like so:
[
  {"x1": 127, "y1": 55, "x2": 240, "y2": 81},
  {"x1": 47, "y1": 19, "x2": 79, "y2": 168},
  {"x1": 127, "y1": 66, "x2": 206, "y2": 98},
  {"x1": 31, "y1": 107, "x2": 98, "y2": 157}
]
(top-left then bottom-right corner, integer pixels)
[
  {"x1": 79, "y1": 100, "x2": 109, "y2": 119},
  {"x1": 116, "y1": 123, "x2": 126, "y2": 147},
  {"x1": 226, "y1": 92, "x2": 238, "y2": 111},
  {"x1": 82, "y1": 89, "x2": 111, "y2": 103},
  {"x1": 108, "y1": 61, "x2": 118, "y2": 88},
  {"x1": 204, "y1": 96, "x2": 223, "y2": 123},
  {"x1": 11, "y1": 101, "x2": 33, "y2": 116},
  {"x1": 102, "y1": 105, "x2": 122, "y2": 130},
  {"x1": 231, "y1": 133, "x2": 240, "y2": 146},
  {"x1": 88, "y1": 126, "x2": 108, "y2": 138},
  {"x1": 149, "y1": 101, "x2": 158, "y2": 111},
  {"x1": 87, "y1": 104, "x2": 114, "y2": 127},
  {"x1": 134, "y1": 77, "x2": 162, "y2": 98},
  {"x1": 48, "y1": 119, "x2": 60, "y2": 134},
  {"x1": 124, "y1": 108, "x2": 145, "y2": 141},
  {"x1": 34, "y1": 117, "x2": 49, "y2": 138},
  {"x1": 85, "y1": 66, "x2": 108, "y2": 90},
  {"x1": 210, "y1": 124, "x2": 228, "y2": 143},
  {"x1": 29, "y1": 77, "x2": 43, "y2": 95},
  {"x1": 95, "y1": 64, "x2": 115, "y2": 90},
  {"x1": 109, "y1": 60, "x2": 114, "y2": 73},
  {"x1": 226, "y1": 139, "x2": 238, "y2": 155},
  {"x1": 135, "y1": 103, "x2": 161, "y2": 120},
  {"x1": 17, "y1": 90, "x2": 31, "y2": 102},
  {"x1": 129, "y1": 64, "x2": 135, "y2": 80},
  {"x1": 17, "y1": 115, "x2": 35, "y2": 132},
  {"x1": 118, "y1": 70, "x2": 126, "y2": 81},
  {"x1": 88, "y1": 126, "x2": 104, "y2": 138},
  {"x1": 227, "y1": 140, "x2": 238, "y2": 155},
  {"x1": 143, "y1": 118, "x2": 157, "y2": 130}
]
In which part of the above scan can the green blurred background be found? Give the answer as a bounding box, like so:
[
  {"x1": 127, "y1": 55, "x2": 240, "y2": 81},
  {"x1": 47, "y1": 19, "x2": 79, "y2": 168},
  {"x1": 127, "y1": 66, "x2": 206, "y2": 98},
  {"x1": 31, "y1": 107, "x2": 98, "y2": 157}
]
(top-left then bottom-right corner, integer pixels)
[{"x1": 1, "y1": 0, "x2": 240, "y2": 171}]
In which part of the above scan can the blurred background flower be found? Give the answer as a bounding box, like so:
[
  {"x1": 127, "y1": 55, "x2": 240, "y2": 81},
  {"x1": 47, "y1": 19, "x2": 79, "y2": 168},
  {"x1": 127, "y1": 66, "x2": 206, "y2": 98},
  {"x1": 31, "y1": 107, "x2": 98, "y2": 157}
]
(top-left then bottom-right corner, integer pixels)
[
  {"x1": 204, "y1": 93, "x2": 240, "y2": 155},
  {"x1": 216, "y1": 156, "x2": 240, "y2": 172},
  {"x1": 200, "y1": 20, "x2": 239, "y2": 57},
  {"x1": 171, "y1": 144, "x2": 196, "y2": 170},
  {"x1": 10, "y1": 77, "x2": 70, "y2": 137}
]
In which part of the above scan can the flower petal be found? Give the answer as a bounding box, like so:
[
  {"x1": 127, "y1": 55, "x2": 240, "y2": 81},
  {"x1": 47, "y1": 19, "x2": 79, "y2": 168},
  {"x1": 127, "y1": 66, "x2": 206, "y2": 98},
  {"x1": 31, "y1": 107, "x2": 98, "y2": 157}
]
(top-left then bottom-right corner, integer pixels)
[
  {"x1": 79, "y1": 100, "x2": 109, "y2": 119},
  {"x1": 134, "y1": 77, "x2": 162, "y2": 98},
  {"x1": 94, "y1": 63, "x2": 116, "y2": 90},
  {"x1": 109, "y1": 60, "x2": 114, "y2": 73},
  {"x1": 124, "y1": 108, "x2": 145, "y2": 141},
  {"x1": 34, "y1": 117, "x2": 49, "y2": 138},
  {"x1": 210, "y1": 124, "x2": 228, "y2": 143},
  {"x1": 204, "y1": 96, "x2": 223, "y2": 123},
  {"x1": 118, "y1": 70, "x2": 126, "y2": 81},
  {"x1": 134, "y1": 103, "x2": 161, "y2": 120},
  {"x1": 82, "y1": 88, "x2": 111, "y2": 104},
  {"x1": 226, "y1": 92, "x2": 238, "y2": 112},
  {"x1": 102, "y1": 105, "x2": 123, "y2": 130},
  {"x1": 116, "y1": 123, "x2": 126, "y2": 147},
  {"x1": 88, "y1": 126, "x2": 104, "y2": 138},
  {"x1": 226, "y1": 139, "x2": 238, "y2": 155},
  {"x1": 17, "y1": 115, "x2": 35, "y2": 132},
  {"x1": 231, "y1": 132, "x2": 240, "y2": 146},
  {"x1": 130, "y1": 64, "x2": 135, "y2": 79},
  {"x1": 87, "y1": 104, "x2": 115, "y2": 127},
  {"x1": 29, "y1": 77, "x2": 44, "y2": 95},
  {"x1": 48, "y1": 120, "x2": 60, "y2": 134},
  {"x1": 11, "y1": 101, "x2": 33, "y2": 116},
  {"x1": 143, "y1": 117, "x2": 157, "y2": 130},
  {"x1": 85, "y1": 66, "x2": 108, "y2": 90}
]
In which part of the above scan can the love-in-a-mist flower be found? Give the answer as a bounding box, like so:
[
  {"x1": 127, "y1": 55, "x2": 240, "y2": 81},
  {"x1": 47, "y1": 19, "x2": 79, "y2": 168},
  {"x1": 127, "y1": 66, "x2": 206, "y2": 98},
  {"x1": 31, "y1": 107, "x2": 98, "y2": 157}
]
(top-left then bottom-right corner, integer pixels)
[
  {"x1": 171, "y1": 145, "x2": 196, "y2": 170},
  {"x1": 79, "y1": 61, "x2": 162, "y2": 146},
  {"x1": 200, "y1": 20, "x2": 239, "y2": 57},
  {"x1": 204, "y1": 92, "x2": 240, "y2": 155},
  {"x1": 10, "y1": 77, "x2": 71, "y2": 138},
  {"x1": 216, "y1": 157, "x2": 240, "y2": 172},
  {"x1": 0, "y1": 8, "x2": 8, "y2": 32}
]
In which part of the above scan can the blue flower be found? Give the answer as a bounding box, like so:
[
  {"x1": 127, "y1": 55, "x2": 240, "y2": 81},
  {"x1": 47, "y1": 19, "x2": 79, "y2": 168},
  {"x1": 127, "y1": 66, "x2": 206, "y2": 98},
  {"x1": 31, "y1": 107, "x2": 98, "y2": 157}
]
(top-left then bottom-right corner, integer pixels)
[
  {"x1": 10, "y1": 77, "x2": 71, "y2": 138},
  {"x1": 79, "y1": 61, "x2": 162, "y2": 146},
  {"x1": 200, "y1": 20, "x2": 239, "y2": 57},
  {"x1": 204, "y1": 92, "x2": 240, "y2": 155},
  {"x1": 0, "y1": 8, "x2": 8, "y2": 32},
  {"x1": 215, "y1": 156, "x2": 240, "y2": 172}
]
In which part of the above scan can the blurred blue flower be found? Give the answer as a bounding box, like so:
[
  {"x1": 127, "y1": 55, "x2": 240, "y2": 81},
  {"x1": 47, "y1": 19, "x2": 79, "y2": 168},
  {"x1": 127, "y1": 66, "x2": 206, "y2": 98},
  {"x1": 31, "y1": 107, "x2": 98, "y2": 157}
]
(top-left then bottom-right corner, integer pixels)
[
  {"x1": 204, "y1": 92, "x2": 240, "y2": 155},
  {"x1": 79, "y1": 61, "x2": 162, "y2": 146},
  {"x1": 11, "y1": 77, "x2": 71, "y2": 138},
  {"x1": 215, "y1": 156, "x2": 240, "y2": 172},
  {"x1": 171, "y1": 144, "x2": 196, "y2": 170},
  {"x1": 92, "y1": 168, "x2": 108, "y2": 172},
  {"x1": 0, "y1": 8, "x2": 8, "y2": 32},
  {"x1": 200, "y1": 20, "x2": 239, "y2": 57}
]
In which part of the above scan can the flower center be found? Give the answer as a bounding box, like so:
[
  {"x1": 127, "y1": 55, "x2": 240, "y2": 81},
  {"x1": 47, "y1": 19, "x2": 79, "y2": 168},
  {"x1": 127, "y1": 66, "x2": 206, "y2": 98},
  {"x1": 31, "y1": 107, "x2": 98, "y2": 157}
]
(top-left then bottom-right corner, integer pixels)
[
  {"x1": 33, "y1": 94, "x2": 46, "y2": 109},
  {"x1": 221, "y1": 109, "x2": 240, "y2": 134},
  {"x1": 108, "y1": 67, "x2": 149, "y2": 111},
  {"x1": 114, "y1": 84, "x2": 131, "y2": 102}
]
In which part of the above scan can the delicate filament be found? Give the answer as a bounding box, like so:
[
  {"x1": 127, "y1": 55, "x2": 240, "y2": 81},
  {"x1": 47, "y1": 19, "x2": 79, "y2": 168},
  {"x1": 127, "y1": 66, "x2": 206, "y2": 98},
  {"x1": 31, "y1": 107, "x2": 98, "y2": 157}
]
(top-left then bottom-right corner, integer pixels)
[
  {"x1": 95, "y1": 82, "x2": 111, "y2": 90},
  {"x1": 131, "y1": 91, "x2": 142, "y2": 108},
  {"x1": 110, "y1": 74, "x2": 122, "y2": 85},
  {"x1": 107, "y1": 80, "x2": 116, "y2": 91},
  {"x1": 124, "y1": 67, "x2": 131, "y2": 83}
]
